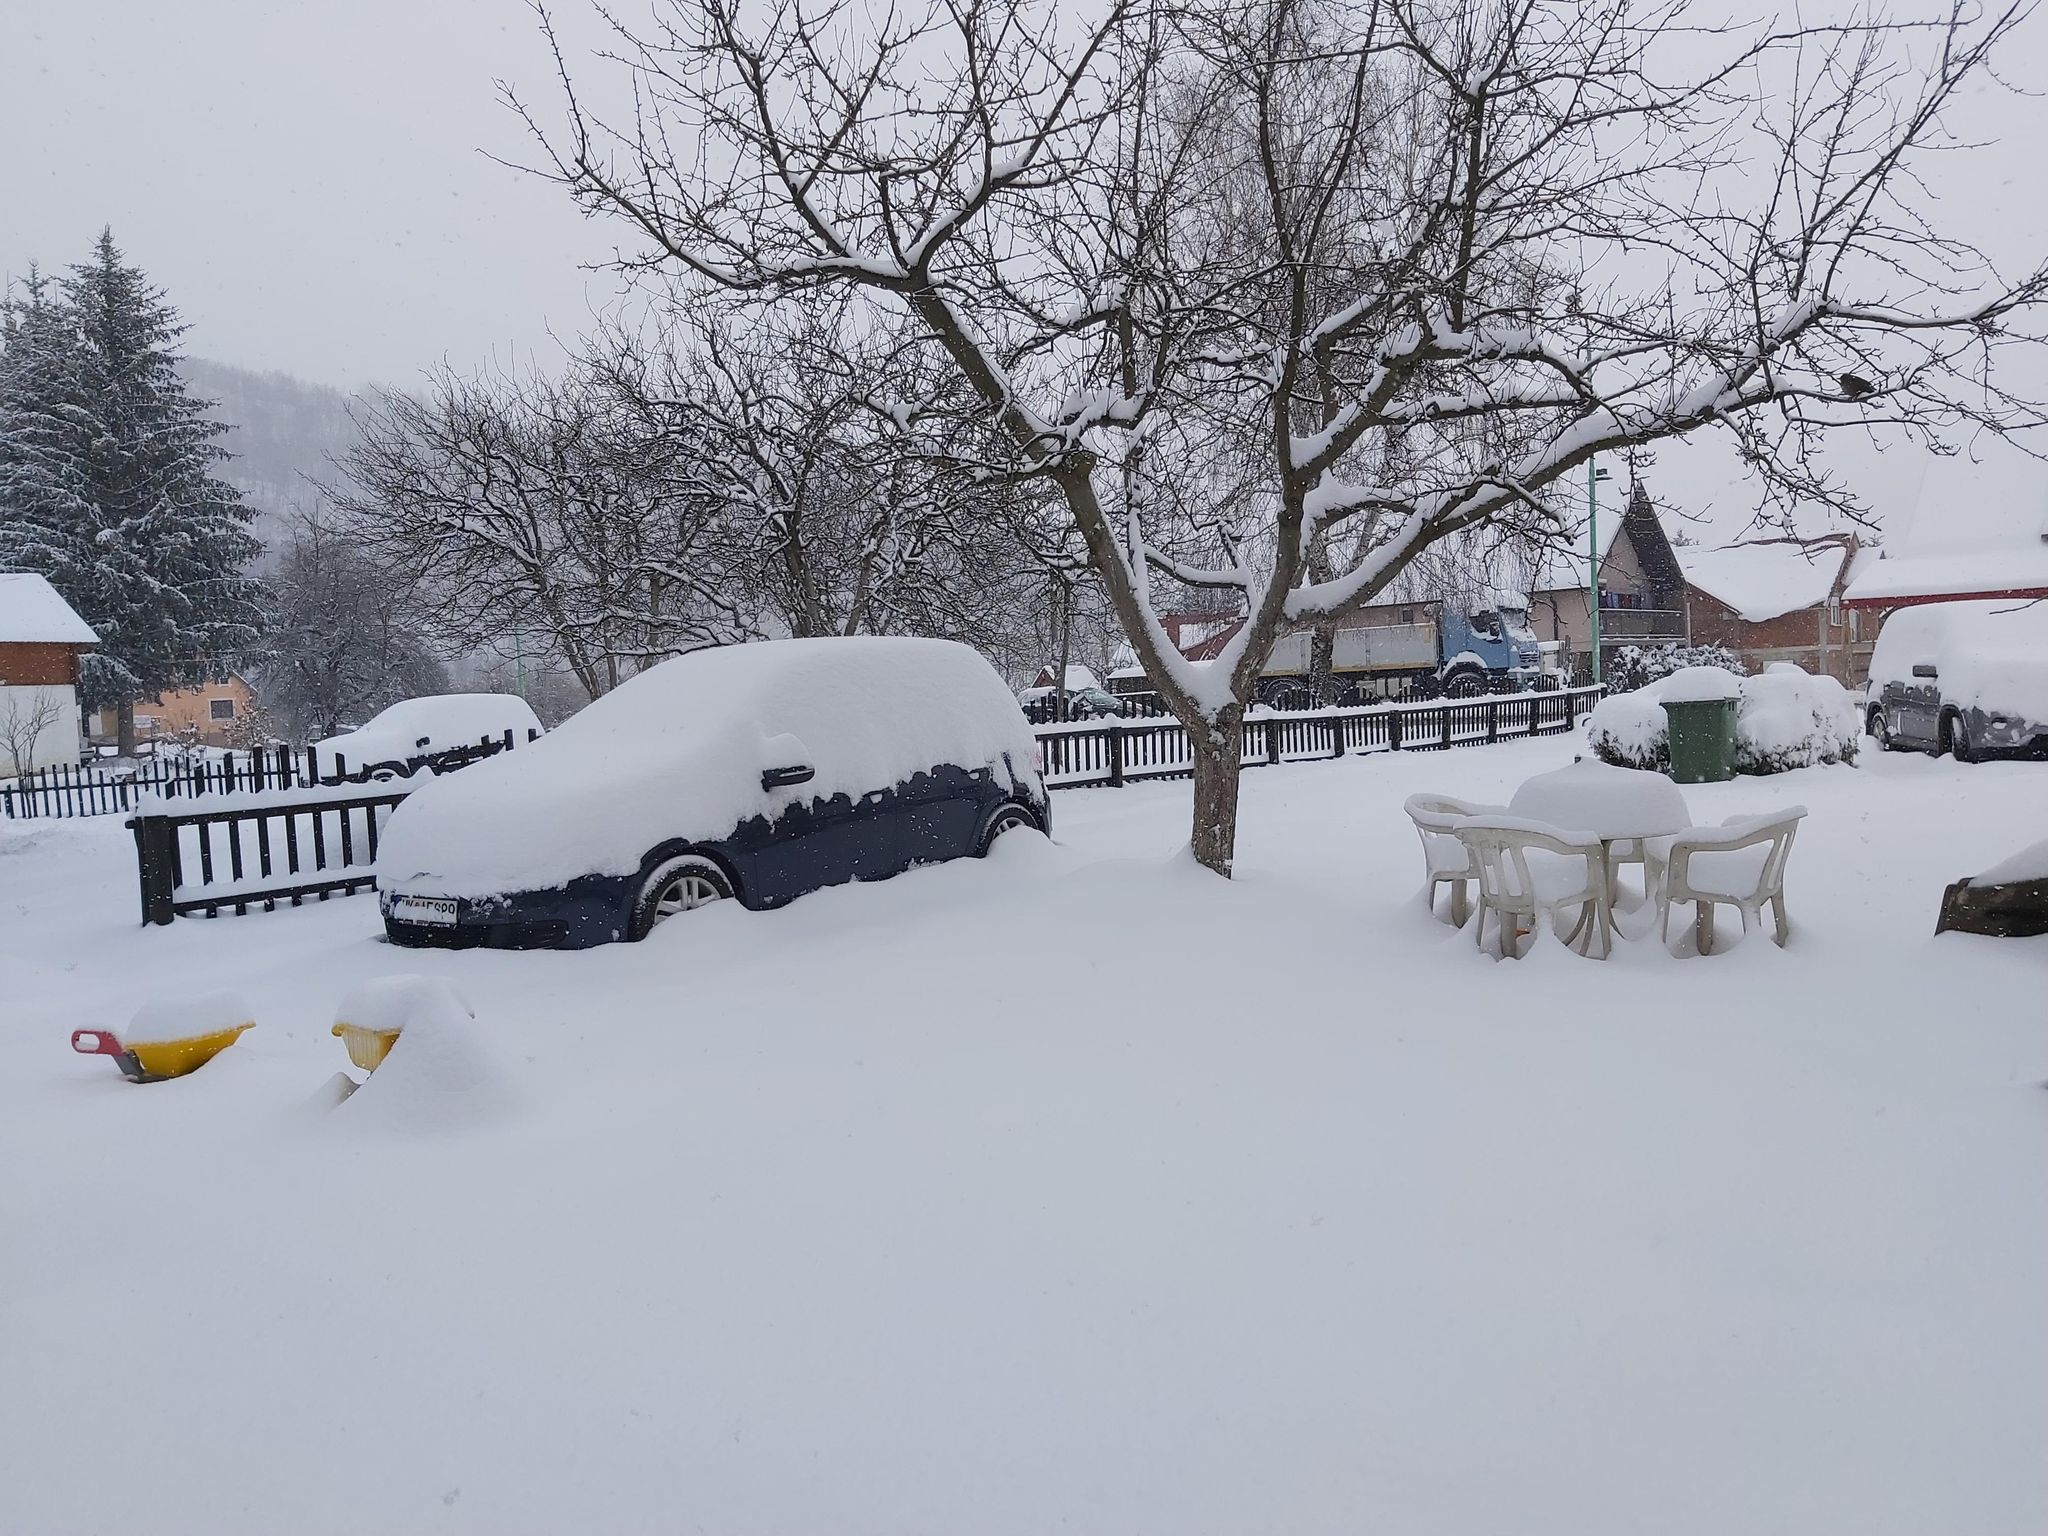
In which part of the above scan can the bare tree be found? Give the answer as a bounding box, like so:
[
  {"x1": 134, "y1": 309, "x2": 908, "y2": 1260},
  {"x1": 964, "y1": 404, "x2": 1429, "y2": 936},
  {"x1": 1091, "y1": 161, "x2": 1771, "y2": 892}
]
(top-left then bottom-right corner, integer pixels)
[
  {"x1": 593, "y1": 304, "x2": 1056, "y2": 654},
  {"x1": 257, "y1": 509, "x2": 449, "y2": 740},
  {"x1": 528, "y1": 0, "x2": 2046, "y2": 873},
  {"x1": 0, "y1": 689, "x2": 64, "y2": 777},
  {"x1": 334, "y1": 362, "x2": 757, "y2": 700}
]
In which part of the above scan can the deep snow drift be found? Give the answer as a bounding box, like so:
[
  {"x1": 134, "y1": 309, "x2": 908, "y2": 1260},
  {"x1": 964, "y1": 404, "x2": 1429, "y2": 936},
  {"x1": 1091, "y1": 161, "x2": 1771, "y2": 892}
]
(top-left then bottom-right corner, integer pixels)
[{"x1": 2, "y1": 736, "x2": 2043, "y2": 1535}]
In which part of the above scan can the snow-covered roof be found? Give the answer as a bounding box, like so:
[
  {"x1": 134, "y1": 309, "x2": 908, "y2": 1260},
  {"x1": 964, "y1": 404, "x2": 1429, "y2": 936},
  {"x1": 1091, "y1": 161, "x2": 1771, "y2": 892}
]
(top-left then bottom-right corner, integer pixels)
[
  {"x1": 1843, "y1": 541, "x2": 2048, "y2": 607},
  {"x1": 0, "y1": 573, "x2": 97, "y2": 646},
  {"x1": 1677, "y1": 542, "x2": 1848, "y2": 623}
]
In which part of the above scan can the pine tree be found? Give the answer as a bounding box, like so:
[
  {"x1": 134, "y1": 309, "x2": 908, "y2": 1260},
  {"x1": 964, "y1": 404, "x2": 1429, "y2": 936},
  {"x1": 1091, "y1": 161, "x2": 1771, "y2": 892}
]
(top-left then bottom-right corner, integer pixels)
[
  {"x1": 0, "y1": 267, "x2": 96, "y2": 600},
  {"x1": 0, "y1": 230, "x2": 267, "y2": 753}
]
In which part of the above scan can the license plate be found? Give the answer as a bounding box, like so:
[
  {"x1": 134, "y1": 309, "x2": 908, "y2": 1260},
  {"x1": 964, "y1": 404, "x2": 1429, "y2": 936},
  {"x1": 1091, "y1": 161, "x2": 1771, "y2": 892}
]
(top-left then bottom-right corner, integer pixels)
[{"x1": 390, "y1": 895, "x2": 458, "y2": 925}]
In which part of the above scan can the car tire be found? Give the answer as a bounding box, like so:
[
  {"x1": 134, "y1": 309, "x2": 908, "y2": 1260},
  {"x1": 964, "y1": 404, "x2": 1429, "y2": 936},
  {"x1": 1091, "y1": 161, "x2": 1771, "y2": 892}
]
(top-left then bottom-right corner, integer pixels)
[
  {"x1": 629, "y1": 853, "x2": 734, "y2": 940},
  {"x1": 1944, "y1": 712, "x2": 1976, "y2": 764},
  {"x1": 976, "y1": 802, "x2": 1041, "y2": 856},
  {"x1": 1867, "y1": 705, "x2": 1894, "y2": 751}
]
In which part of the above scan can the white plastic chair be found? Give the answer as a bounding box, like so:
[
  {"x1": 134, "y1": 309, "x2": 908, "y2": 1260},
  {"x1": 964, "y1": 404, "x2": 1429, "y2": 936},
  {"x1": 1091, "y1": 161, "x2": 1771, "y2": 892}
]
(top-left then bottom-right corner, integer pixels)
[
  {"x1": 1404, "y1": 794, "x2": 1503, "y2": 926},
  {"x1": 1453, "y1": 814, "x2": 1615, "y2": 959},
  {"x1": 1660, "y1": 807, "x2": 1808, "y2": 954}
]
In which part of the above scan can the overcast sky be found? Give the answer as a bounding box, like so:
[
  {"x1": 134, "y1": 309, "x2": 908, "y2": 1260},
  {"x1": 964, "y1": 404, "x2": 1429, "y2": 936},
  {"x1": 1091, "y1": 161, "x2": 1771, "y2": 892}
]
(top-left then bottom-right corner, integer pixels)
[{"x1": 4, "y1": 0, "x2": 2045, "y2": 550}]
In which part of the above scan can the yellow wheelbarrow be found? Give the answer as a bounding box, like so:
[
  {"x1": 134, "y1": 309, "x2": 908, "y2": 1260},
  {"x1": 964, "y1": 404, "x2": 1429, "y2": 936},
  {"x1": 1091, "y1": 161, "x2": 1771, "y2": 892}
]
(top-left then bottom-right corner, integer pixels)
[{"x1": 72, "y1": 1022, "x2": 253, "y2": 1083}]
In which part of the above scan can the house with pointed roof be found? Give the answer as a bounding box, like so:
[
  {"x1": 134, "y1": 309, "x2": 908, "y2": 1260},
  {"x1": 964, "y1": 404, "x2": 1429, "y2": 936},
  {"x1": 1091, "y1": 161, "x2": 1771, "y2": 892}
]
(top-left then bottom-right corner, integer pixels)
[
  {"x1": 1679, "y1": 535, "x2": 1870, "y2": 683},
  {"x1": 0, "y1": 573, "x2": 99, "y2": 773}
]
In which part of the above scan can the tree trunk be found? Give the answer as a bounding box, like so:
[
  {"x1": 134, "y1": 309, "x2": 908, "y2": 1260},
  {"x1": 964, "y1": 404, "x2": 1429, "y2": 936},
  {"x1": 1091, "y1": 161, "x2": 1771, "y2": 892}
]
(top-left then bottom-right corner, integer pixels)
[
  {"x1": 1308, "y1": 622, "x2": 1337, "y2": 705},
  {"x1": 1189, "y1": 708, "x2": 1244, "y2": 877},
  {"x1": 116, "y1": 699, "x2": 137, "y2": 758}
]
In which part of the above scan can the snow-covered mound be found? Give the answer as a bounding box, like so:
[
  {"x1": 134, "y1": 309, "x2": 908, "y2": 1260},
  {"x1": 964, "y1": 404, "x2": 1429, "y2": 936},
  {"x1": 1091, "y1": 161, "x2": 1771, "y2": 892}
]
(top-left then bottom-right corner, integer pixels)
[
  {"x1": 377, "y1": 637, "x2": 1041, "y2": 899},
  {"x1": 312, "y1": 693, "x2": 544, "y2": 776},
  {"x1": 125, "y1": 988, "x2": 254, "y2": 1046},
  {"x1": 334, "y1": 973, "x2": 475, "y2": 1036},
  {"x1": 1734, "y1": 668, "x2": 1861, "y2": 774},
  {"x1": 1587, "y1": 664, "x2": 1858, "y2": 775},
  {"x1": 332, "y1": 975, "x2": 506, "y2": 1132},
  {"x1": 1867, "y1": 599, "x2": 2048, "y2": 724},
  {"x1": 1976, "y1": 836, "x2": 2048, "y2": 887}
]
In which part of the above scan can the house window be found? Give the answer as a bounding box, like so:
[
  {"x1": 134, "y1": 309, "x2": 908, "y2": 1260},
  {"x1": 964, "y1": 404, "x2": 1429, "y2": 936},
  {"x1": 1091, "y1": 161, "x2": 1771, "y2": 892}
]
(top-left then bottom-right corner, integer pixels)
[
  {"x1": 209, "y1": 697, "x2": 236, "y2": 721},
  {"x1": 1400, "y1": 607, "x2": 1415, "y2": 624}
]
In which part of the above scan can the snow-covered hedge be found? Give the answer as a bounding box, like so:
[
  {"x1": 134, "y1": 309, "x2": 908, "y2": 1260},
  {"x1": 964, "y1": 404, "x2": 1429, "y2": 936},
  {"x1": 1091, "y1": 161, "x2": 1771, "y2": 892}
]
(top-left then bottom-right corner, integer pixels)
[
  {"x1": 1587, "y1": 663, "x2": 1858, "y2": 775},
  {"x1": 1606, "y1": 642, "x2": 1746, "y2": 695},
  {"x1": 1734, "y1": 665, "x2": 1861, "y2": 774}
]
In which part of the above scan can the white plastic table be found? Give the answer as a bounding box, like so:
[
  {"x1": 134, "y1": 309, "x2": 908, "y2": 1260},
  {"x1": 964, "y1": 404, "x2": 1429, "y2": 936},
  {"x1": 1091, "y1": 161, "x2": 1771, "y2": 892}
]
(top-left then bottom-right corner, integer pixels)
[{"x1": 1510, "y1": 760, "x2": 1692, "y2": 913}]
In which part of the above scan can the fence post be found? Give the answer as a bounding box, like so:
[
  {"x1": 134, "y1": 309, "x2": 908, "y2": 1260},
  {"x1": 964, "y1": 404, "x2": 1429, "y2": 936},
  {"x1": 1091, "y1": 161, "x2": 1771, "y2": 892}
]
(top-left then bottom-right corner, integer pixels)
[
  {"x1": 1389, "y1": 707, "x2": 1404, "y2": 752},
  {"x1": 1265, "y1": 719, "x2": 1282, "y2": 766},
  {"x1": 1107, "y1": 721, "x2": 1125, "y2": 787},
  {"x1": 1327, "y1": 714, "x2": 1344, "y2": 759},
  {"x1": 1529, "y1": 693, "x2": 1543, "y2": 737},
  {"x1": 131, "y1": 814, "x2": 177, "y2": 926},
  {"x1": 1486, "y1": 698, "x2": 1499, "y2": 744}
]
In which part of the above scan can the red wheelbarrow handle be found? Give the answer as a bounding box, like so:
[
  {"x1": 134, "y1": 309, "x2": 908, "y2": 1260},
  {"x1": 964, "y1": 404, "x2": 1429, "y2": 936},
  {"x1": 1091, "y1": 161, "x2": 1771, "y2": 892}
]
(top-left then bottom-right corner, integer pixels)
[{"x1": 72, "y1": 1029, "x2": 124, "y2": 1056}]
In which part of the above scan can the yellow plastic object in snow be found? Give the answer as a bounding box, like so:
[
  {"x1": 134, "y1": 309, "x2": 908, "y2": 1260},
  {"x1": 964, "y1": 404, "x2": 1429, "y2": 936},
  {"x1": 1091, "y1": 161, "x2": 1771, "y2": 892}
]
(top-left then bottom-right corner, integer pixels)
[
  {"x1": 72, "y1": 1024, "x2": 252, "y2": 1084},
  {"x1": 332, "y1": 1021, "x2": 402, "y2": 1073}
]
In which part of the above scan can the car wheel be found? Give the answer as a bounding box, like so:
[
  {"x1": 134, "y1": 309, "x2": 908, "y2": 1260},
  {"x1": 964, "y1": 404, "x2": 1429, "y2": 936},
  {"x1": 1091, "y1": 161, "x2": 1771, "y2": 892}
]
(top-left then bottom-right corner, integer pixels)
[
  {"x1": 630, "y1": 853, "x2": 734, "y2": 939},
  {"x1": 976, "y1": 802, "x2": 1040, "y2": 855},
  {"x1": 1867, "y1": 705, "x2": 1894, "y2": 751},
  {"x1": 1944, "y1": 712, "x2": 1976, "y2": 764}
]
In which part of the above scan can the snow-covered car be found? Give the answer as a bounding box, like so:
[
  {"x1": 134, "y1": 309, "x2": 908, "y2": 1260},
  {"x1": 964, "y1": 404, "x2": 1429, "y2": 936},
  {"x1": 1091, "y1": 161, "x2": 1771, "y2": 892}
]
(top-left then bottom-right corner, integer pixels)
[
  {"x1": 1865, "y1": 600, "x2": 2048, "y2": 760},
  {"x1": 311, "y1": 693, "x2": 544, "y2": 779},
  {"x1": 374, "y1": 637, "x2": 1052, "y2": 949}
]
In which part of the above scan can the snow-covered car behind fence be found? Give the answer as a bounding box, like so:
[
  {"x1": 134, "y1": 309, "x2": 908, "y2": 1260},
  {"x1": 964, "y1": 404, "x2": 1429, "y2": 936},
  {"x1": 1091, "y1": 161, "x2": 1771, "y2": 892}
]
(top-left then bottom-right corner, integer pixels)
[
  {"x1": 374, "y1": 637, "x2": 1051, "y2": 949},
  {"x1": 311, "y1": 693, "x2": 544, "y2": 779}
]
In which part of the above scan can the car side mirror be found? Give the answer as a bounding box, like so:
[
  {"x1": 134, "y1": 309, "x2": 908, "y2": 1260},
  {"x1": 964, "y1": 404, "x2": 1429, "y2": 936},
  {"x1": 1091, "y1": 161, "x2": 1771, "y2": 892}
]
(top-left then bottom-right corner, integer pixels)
[
  {"x1": 762, "y1": 764, "x2": 815, "y2": 791},
  {"x1": 1911, "y1": 663, "x2": 1938, "y2": 679}
]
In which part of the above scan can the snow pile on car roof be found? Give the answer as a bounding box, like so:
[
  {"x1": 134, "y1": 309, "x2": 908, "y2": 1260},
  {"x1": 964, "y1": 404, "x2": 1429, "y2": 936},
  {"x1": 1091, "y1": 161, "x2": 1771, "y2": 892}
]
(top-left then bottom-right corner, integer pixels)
[
  {"x1": 376, "y1": 638, "x2": 1039, "y2": 898},
  {"x1": 314, "y1": 693, "x2": 543, "y2": 772},
  {"x1": 1868, "y1": 599, "x2": 2048, "y2": 723}
]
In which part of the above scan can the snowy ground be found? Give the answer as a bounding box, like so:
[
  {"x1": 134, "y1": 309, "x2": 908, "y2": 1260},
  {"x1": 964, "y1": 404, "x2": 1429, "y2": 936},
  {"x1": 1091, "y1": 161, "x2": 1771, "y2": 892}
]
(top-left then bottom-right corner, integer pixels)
[{"x1": 2, "y1": 735, "x2": 2043, "y2": 1535}]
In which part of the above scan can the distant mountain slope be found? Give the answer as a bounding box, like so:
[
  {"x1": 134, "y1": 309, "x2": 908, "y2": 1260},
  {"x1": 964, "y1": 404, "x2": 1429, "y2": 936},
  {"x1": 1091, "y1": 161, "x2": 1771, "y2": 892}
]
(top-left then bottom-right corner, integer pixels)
[{"x1": 182, "y1": 357, "x2": 365, "y2": 552}]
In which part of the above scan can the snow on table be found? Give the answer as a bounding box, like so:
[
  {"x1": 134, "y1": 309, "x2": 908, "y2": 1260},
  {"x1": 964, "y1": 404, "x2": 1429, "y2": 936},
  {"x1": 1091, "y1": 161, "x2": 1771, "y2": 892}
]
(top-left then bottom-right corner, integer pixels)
[{"x1": 1508, "y1": 759, "x2": 1692, "y2": 839}]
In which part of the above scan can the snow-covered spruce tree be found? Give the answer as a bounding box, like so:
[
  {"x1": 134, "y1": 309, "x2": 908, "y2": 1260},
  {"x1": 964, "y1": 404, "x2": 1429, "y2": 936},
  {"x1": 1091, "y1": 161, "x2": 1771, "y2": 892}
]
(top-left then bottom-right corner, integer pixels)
[
  {"x1": 1, "y1": 232, "x2": 265, "y2": 754},
  {"x1": 0, "y1": 267, "x2": 97, "y2": 610},
  {"x1": 527, "y1": 0, "x2": 2047, "y2": 875}
]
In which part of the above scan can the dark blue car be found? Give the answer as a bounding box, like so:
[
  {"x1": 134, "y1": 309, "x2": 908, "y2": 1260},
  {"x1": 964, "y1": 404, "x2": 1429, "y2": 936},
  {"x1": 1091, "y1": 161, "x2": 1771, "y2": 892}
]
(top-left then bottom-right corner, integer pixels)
[{"x1": 375, "y1": 638, "x2": 1051, "y2": 949}]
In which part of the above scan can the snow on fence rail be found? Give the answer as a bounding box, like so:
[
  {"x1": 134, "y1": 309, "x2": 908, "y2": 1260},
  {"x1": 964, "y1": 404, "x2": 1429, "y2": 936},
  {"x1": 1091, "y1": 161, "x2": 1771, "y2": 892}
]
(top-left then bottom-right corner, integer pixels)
[
  {"x1": 1038, "y1": 685, "x2": 1602, "y2": 788},
  {"x1": 2, "y1": 729, "x2": 541, "y2": 820},
  {"x1": 122, "y1": 685, "x2": 1600, "y2": 927}
]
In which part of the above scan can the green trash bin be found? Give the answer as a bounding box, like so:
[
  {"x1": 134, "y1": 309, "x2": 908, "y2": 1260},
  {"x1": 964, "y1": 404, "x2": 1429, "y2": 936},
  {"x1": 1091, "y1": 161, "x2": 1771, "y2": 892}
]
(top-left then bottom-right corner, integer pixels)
[{"x1": 1662, "y1": 696, "x2": 1738, "y2": 783}]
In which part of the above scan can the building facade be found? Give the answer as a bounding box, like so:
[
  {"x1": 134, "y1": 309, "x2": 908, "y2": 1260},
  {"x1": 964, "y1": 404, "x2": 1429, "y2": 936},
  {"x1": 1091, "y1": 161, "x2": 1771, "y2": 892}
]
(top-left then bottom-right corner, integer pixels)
[{"x1": 0, "y1": 574, "x2": 99, "y2": 773}]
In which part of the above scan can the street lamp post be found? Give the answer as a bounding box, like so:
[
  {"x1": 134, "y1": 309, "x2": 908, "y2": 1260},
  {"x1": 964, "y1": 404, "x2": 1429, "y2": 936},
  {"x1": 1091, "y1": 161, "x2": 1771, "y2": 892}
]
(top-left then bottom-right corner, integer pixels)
[{"x1": 1588, "y1": 461, "x2": 1611, "y2": 687}]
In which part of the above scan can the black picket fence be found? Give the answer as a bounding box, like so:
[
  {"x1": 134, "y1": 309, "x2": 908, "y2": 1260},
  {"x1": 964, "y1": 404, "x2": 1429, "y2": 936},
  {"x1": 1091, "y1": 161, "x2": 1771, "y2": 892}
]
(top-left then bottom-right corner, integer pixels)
[
  {"x1": 4, "y1": 729, "x2": 540, "y2": 820},
  {"x1": 125, "y1": 686, "x2": 1600, "y2": 926},
  {"x1": 131, "y1": 788, "x2": 408, "y2": 923},
  {"x1": 1037, "y1": 685, "x2": 1602, "y2": 789}
]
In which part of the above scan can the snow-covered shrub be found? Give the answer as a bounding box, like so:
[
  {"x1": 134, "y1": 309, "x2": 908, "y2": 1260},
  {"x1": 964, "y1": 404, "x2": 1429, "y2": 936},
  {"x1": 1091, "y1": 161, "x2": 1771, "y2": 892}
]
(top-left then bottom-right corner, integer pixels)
[
  {"x1": 1734, "y1": 667, "x2": 1859, "y2": 773},
  {"x1": 1586, "y1": 663, "x2": 1856, "y2": 775},
  {"x1": 1606, "y1": 642, "x2": 1746, "y2": 694},
  {"x1": 1585, "y1": 690, "x2": 1670, "y2": 771}
]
